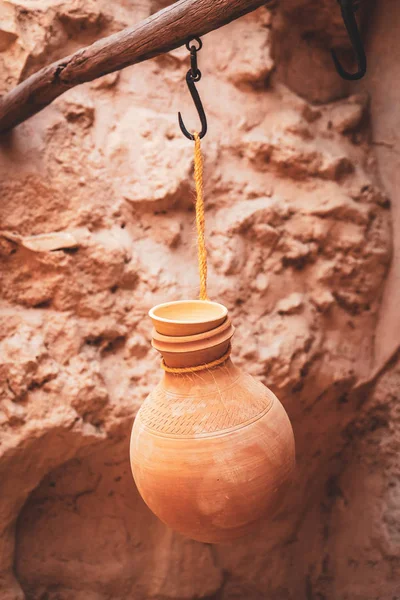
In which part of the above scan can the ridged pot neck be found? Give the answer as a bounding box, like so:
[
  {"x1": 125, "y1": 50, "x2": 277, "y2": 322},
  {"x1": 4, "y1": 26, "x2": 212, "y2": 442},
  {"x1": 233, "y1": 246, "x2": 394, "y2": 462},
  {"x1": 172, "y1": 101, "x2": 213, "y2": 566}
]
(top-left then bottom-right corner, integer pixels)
[{"x1": 149, "y1": 300, "x2": 234, "y2": 370}]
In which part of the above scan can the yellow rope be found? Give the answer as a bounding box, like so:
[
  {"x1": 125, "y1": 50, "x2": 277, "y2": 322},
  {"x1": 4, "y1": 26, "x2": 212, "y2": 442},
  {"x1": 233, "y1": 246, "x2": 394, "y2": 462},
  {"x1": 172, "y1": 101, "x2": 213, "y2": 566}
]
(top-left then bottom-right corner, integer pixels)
[
  {"x1": 161, "y1": 344, "x2": 231, "y2": 374},
  {"x1": 160, "y1": 132, "x2": 228, "y2": 375},
  {"x1": 193, "y1": 132, "x2": 208, "y2": 301}
]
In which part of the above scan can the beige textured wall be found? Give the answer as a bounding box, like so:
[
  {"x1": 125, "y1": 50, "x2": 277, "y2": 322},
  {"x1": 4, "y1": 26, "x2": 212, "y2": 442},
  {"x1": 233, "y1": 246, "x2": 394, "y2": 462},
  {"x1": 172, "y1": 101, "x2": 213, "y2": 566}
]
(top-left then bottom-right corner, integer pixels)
[{"x1": 0, "y1": 1, "x2": 399, "y2": 599}]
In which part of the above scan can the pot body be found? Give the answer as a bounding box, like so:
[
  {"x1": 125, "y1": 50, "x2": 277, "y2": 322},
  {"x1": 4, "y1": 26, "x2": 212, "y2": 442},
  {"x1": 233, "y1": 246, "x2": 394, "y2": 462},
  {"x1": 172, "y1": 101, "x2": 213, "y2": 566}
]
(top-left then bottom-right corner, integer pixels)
[{"x1": 130, "y1": 359, "x2": 295, "y2": 543}]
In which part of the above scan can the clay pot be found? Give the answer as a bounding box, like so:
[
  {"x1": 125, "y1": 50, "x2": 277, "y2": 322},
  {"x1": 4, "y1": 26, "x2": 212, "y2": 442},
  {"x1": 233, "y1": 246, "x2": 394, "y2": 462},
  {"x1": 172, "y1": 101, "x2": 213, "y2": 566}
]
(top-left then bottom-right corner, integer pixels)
[{"x1": 130, "y1": 300, "x2": 295, "y2": 544}]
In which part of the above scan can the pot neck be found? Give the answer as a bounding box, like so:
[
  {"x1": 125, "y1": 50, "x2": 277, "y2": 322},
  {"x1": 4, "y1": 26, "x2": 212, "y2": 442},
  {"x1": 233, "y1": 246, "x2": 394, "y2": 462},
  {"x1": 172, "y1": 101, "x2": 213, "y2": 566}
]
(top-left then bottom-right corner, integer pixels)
[
  {"x1": 163, "y1": 358, "x2": 240, "y2": 391},
  {"x1": 151, "y1": 317, "x2": 235, "y2": 370}
]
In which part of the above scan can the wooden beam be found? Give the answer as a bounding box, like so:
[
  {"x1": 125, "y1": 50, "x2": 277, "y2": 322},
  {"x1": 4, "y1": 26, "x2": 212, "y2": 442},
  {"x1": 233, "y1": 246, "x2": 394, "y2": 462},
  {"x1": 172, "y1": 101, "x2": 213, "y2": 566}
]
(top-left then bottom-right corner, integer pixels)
[{"x1": 0, "y1": 0, "x2": 269, "y2": 133}]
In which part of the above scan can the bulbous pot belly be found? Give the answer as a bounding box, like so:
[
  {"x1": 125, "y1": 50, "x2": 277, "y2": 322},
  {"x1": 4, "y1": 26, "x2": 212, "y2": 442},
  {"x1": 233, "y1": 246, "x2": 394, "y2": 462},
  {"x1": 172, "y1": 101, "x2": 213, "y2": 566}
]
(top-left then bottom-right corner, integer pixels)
[{"x1": 130, "y1": 392, "x2": 295, "y2": 544}]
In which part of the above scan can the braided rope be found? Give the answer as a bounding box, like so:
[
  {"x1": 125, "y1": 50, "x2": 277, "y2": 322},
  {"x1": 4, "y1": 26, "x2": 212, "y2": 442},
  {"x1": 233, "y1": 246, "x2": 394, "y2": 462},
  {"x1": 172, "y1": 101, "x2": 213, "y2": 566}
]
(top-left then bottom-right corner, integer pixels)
[
  {"x1": 159, "y1": 132, "x2": 231, "y2": 374},
  {"x1": 193, "y1": 132, "x2": 208, "y2": 301}
]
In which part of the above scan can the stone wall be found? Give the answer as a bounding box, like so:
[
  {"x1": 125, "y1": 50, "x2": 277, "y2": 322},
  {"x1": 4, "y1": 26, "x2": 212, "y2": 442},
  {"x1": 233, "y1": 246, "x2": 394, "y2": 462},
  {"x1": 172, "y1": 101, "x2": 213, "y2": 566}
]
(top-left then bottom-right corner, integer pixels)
[{"x1": 0, "y1": 0, "x2": 399, "y2": 598}]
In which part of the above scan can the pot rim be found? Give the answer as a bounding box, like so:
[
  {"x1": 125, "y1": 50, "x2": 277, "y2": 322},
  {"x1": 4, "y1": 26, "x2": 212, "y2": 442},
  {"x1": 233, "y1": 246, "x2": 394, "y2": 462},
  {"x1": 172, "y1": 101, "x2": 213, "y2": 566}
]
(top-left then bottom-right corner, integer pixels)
[
  {"x1": 148, "y1": 300, "x2": 228, "y2": 325},
  {"x1": 152, "y1": 317, "x2": 232, "y2": 344}
]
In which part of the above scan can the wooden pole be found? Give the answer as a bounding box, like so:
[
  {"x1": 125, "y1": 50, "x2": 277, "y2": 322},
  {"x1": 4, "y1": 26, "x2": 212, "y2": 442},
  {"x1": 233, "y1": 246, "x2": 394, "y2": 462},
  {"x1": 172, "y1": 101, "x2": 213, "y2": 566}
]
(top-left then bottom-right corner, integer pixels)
[{"x1": 0, "y1": 0, "x2": 269, "y2": 133}]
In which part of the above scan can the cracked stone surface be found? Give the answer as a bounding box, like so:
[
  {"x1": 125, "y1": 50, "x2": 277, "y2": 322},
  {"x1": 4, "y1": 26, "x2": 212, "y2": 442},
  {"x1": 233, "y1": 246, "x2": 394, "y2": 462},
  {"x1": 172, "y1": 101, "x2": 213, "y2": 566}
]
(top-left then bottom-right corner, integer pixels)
[{"x1": 0, "y1": 1, "x2": 399, "y2": 599}]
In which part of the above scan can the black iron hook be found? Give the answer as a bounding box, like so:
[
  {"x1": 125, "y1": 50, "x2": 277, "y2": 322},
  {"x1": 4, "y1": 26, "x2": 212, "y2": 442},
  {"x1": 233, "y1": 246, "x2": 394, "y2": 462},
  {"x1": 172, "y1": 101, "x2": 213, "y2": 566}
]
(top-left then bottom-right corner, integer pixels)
[
  {"x1": 178, "y1": 37, "x2": 208, "y2": 140},
  {"x1": 331, "y1": 0, "x2": 367, "y2": 80}
]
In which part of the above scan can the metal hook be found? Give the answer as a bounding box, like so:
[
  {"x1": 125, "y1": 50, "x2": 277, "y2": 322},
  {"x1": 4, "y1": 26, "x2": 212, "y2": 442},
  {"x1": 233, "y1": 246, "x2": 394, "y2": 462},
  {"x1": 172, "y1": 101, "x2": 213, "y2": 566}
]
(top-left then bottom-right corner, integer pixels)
[
  {"x1": 331, "y1": 0, "x2": 367, "y2": 80},
  {"x1": 178, "y1": 37, "x2": 208, "y2": 140}
]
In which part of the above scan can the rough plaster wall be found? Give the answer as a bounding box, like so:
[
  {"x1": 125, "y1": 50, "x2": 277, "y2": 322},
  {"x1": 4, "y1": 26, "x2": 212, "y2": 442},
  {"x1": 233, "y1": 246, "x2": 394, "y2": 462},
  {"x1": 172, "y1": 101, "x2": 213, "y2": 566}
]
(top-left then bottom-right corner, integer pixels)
[{"x1": 0, "y1": 0, "x2": 398, "y2": 599}]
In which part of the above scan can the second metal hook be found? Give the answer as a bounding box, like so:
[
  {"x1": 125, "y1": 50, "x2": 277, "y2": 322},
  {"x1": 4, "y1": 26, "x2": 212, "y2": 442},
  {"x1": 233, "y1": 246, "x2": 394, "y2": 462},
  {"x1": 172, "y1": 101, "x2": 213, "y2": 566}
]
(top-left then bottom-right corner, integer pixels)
[
  {"x1": 178, "y1": 37, "x2": 208, "y2": 140},
  {"x1": 331, "y1": 0, "x2": 367, "y2": 80}
]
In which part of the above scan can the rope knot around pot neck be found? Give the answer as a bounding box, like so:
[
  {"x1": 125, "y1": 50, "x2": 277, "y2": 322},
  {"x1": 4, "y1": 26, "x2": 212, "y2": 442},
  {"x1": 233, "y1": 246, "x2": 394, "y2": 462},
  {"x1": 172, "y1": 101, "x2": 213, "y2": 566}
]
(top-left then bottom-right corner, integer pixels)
[{"x1": 161, "y1": 344, "x2": 231, "y2": 374}]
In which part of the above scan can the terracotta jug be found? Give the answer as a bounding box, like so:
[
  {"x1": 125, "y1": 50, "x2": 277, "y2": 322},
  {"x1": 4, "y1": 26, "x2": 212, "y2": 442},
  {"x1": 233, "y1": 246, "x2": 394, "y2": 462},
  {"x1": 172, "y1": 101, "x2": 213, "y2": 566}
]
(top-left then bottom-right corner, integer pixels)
[{"x1": 130, "y1": 300, "x2": 295, "y2": 543}]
